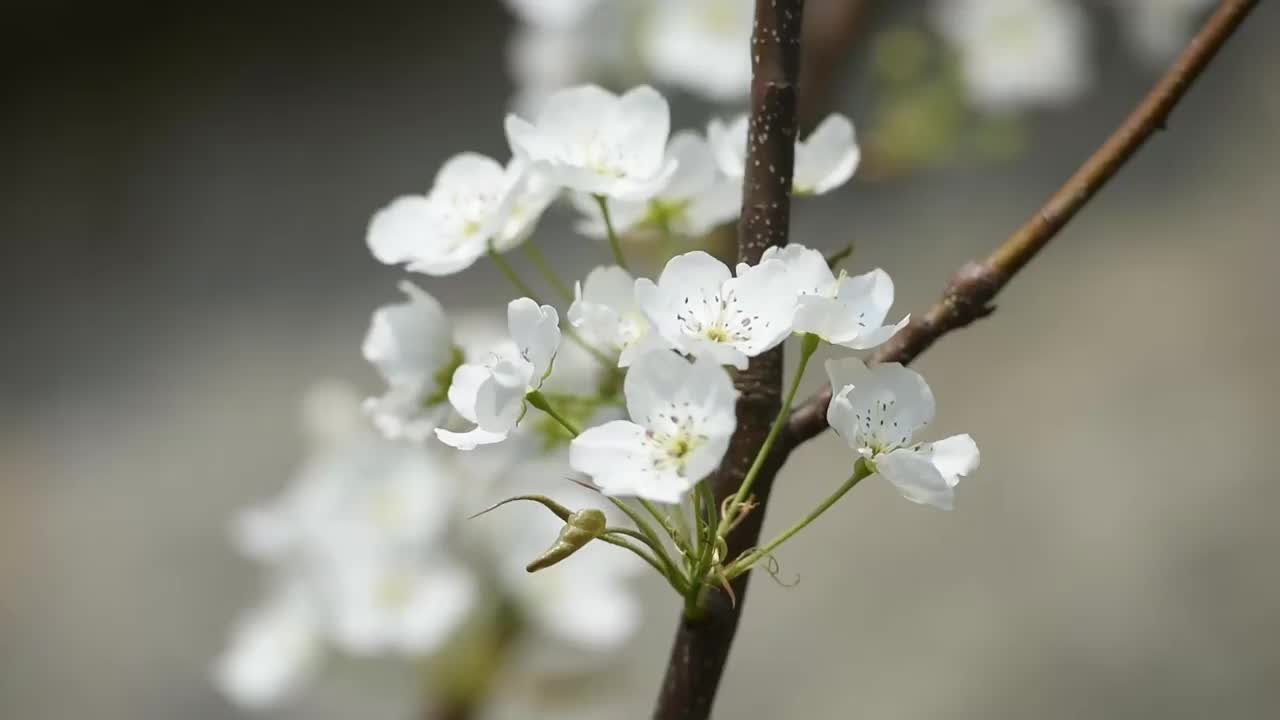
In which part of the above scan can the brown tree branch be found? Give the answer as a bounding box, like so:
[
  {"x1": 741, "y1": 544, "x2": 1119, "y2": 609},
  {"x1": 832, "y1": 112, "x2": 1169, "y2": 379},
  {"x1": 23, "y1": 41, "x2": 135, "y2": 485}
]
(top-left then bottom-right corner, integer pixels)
[
  {"x1": 784, "y1": 0, "x2": 1260, "y2": 447},
  {"x1": 651, "y1": 1, "x2": 805, "y2": 719}
]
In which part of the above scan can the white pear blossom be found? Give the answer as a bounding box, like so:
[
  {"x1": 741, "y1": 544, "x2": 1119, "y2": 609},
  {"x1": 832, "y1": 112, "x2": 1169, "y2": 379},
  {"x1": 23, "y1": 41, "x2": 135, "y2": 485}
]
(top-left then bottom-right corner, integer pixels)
[
  {"x1": 641, "y1": 0, "x2": 753, "y2": 102},
  {"x1": 636, "y1": 250, "x2": 794, "y2": 370},
  {"x1": 1113, "y1": 0, "x2": 1214, "y2": 64},
  {"x1": 505, "y1": 84, "x2": 677, "y2": 200},
  {"x1": 708, "y1": 113, "x2": 861, "y2": 196},
  {"x1": 325, "y1": 555, "x2": 477, "y2": 656},
  {"x1": 214, "y1": 580, "x2": 323, "y2": 710},
  {"x1": 568, "y1": 265, "x2": 664, "y2": 367},
  {"x1": 760, "y1": 244, "x2": 909, "y2": 349},
  {"x1": 826, "y1": 358, "x2": 979, "y2": 510},
  {"x1": 367, "y1": 153, "x2": 555, "y2": 276},
  {"x1": 361, "y1": 282, "x2": 460, "y2": 442},
  {"x1": 572, "y1": 131, "x2": 740, "y2": 240},
  {"x1": 933, "y1": 0, "x2": 1091, "y2": 113},
  {"x1": 504, "y1": 0, "x2": 604, "y2": 29},
  {"x1": 436, "y1": 298, "x2": 562, "y2": 450},
  {"x1": 570, "y1": 351, "x2": 737, "y2": 503}
]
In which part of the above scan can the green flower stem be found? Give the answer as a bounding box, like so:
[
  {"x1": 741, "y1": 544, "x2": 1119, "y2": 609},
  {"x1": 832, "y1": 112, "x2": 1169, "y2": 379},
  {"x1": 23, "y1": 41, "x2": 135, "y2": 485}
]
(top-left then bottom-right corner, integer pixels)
[
  {"x1": 488, "y1": 247, "x2": 542, "y2": 304},
  {"x1": 725, "y1": 459, "x2": 873, "y2": 580},
  {"x1": 490, "y1": 248, "x2": 617, "y2": 370},
  {"x1": 523, "y1": 242, "x2": 574, "y2": 302},
  {"x1": 598, "y1": 533, "x2": 672, "y2": 586},
  {"x1": 608, "y1": 497, "x2": 688, "y2": 593},
  {"x1": 717, "y1": 333, "x2": 821, "y2": 541},
  {"x1": 524, "y1": 391, "x2": 581, "y2": 436},
  {"x1": 685, "y1": 480, "x2": 721, "y2": 617},
  {"x1": 593, "y1": 194, "x2": 629, "y2": 271},
  {"x1": 639, "y1": 498, "x2": 693, "y2": 558}
]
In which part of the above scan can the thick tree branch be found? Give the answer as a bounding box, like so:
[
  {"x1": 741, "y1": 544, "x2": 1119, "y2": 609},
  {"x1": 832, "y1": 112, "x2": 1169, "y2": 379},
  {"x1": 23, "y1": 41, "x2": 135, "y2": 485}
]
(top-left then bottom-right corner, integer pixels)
[
  {"x1": 784, "y1": 0, "x2": 1260, "y2": 447},
  {"x1": 652, "y1": 2, "x2": 805, "y2": 719}
]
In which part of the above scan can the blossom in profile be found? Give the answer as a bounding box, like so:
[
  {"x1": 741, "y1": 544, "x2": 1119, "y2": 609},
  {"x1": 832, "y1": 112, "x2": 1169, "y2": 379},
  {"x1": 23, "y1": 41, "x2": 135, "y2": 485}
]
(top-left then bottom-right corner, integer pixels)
[
  {"x1": 761, "y1": 244, "x2": 908, "y2": 350},
  {"x1": 826, "y1": 358, "x2": 979, "y2": 510},
  {"x1": 436, "y1": 298, "x2": 562, "y2": 450}
]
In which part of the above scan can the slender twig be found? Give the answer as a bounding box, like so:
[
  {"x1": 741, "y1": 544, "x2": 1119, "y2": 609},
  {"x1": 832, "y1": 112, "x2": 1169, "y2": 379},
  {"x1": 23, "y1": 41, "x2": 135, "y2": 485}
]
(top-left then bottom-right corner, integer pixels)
[
  {"x1": 784, "y1": 0, "x2": 1260, "y2": 448},
  {"x1": 650, "y1": 2, "x2": 1259, "y2": 719},
  {"x1": 652, "y1": 1, "x2": 805, "y2": 719},
  {"x1": 594, "y1": 194, "x2": 630, "y2": 270}
]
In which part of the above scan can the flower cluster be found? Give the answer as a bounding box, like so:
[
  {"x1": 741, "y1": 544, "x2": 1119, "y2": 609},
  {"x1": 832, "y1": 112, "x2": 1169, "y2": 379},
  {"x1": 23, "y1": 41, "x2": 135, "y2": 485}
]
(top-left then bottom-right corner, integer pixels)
[
  {"x1": 215, "y1": 384, "x2": 642, "y2": 709},
  {"x1": 220, "y1": 79, "x2": 981, "y2": 713}
]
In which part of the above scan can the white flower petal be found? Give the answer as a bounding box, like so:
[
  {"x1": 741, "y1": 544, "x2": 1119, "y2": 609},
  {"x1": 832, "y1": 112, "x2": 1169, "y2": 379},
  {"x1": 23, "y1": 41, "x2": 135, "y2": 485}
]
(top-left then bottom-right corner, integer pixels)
[
  {"x1": 875, "y1": 447, "x2": 955, "y2": 510},
  {"x1": 507, "y1": 298, "x2": 561, "y2": 381},
  {"x1": 214, "y1": 582, "x2": 322, "y2": 710},
  {"x1": 434, "y1": 426, "x2": 509, "y2": 450},
  {"x1": 707, "y1": 114, "x2": 749, "y2": 179},
  {"x1": 929, "y1": 433, "x2": 980, "y2": 486},
  {"x1": 794, "y1": 114, "x2": 860, "y2": 196}
]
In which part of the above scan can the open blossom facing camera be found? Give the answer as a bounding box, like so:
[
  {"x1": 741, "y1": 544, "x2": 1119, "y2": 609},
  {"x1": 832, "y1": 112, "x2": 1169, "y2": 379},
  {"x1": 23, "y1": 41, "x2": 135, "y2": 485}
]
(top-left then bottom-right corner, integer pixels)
[
  {"x1": 763, "y1": 245, "x2": 909, "y2": 349},
  {"x1": 636, "y1": 250, "x2": 794, "y2": 369},
  {"x1": 505, "y1": 85, "x2": 677, "y2": 200},
  {"x1": 436, "y1": 298, "x2": 562, "y2": 450},
  {"x1": 572, "y1": 130, "x2": 740, "y2": 240},
  {"x1": 709, "y1": 113, "x2": 861, "y2": 196},
  {"x1": 933, "y1": 0, "x2": 1091, "y2": 113},
  {"x1": 568, "y1": 265, "x2": 663, "y2": 367},
  {"x1": 570, "y1": 351, "x2": 736, "y2": 503},
  {"x1": 642, "y1": 0, "x2": 753, "y2": 102},
  {"x1": 361, "y1": 282, "x2": 461, "y2": 442},
  {"x1": 367, "y1": 153, "x2": 556, "y2": 276},
  {"x1": 826, "y1": 358, "x2": 980, "y2": 510}
]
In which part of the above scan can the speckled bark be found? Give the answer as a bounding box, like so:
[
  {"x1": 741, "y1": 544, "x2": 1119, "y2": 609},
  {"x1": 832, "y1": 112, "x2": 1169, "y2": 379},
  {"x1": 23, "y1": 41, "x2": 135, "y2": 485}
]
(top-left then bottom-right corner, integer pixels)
[{"x1": 652, "y1": 2, "x2": 806, "y2": 719}]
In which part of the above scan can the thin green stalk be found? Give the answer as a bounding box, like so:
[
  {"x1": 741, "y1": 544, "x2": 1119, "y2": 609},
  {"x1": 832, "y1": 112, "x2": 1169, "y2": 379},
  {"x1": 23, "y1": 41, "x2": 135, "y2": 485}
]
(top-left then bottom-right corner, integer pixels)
[
  {"x1": 491, "y1": 248, "x2": 617, "y2": 370},
  {"x1": 684, "y1": 480, "x2": 720, "y2": 615},
  {"x1": 525, "y1": 391, "x2": 581, "y2": 436},
  {"x1": 488, "y1": 248, "x2": 541, "y2": 304},
  {"x1": 718, "y1": 333, "x2": 820, "y2": 540},
  {"x1": 725, "y1": 459, "x2": 873, "y2": 580},
  {"x1": 609, "y1": 497, "x2": 688, "y2": 593},
  {"x1": 523, "y1": 242, "x2": 574, "y2": 302},
  {"x1": 593, "y1": 194, "x2": 629, "y2": 271},
  {"x1": 598, "y1": 533, "x2": 671, "y2": 583},
  {"x1": 639, "y1": 498, "x2": 692, "y2": 557}
]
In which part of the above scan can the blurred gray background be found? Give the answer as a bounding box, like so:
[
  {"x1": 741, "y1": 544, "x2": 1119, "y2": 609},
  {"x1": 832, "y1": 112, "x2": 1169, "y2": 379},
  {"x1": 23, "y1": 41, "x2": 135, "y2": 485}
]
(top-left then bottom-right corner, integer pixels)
[{"x1": 3, "y1": 1, "x2": 1278, "y2": 718}]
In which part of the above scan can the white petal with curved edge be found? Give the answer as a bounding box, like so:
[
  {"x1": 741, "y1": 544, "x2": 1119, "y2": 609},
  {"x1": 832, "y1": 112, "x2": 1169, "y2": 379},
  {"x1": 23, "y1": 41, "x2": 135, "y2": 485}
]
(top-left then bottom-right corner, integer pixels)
[
  {"x1": 435, "y1": 425, "x2": 509, "y2": 451},
  {"x1": 707, "y1": 114, "x2": 748, "y2": 178},
  {"x1": 794, "y1": 114, "x2": 860, "y2": 195},
  {"x1": 474, "y1": 357, "x2": 534, "y2": 432},
  {"x1": 760, "y1": 244, "x2": 836, "y2": 297},
  {"x1": 609, "y1": 85, "x2": 671, "y2": 178},
  {"x1": 507, "y1": 298, "x2": 561, "y2": 380},
  {"x1": 876, "y1": 448, "x2": 955, "y2": 510},
  {"x1": 929, "y1": 433, "x2": 980, "y2": 485}
]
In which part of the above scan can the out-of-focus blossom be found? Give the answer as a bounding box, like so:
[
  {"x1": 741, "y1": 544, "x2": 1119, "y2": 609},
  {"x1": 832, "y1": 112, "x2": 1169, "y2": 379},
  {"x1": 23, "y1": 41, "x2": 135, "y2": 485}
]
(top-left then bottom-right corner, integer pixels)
[
  {"x1": 933, "y1": 0, "x2": 1091, "y2": 113},
  {"x1": 568, "y1": 265, "x2": 664, "y2": 367},
  {"x1": 708, "y1": 113, "x2": 861, "y2": 196},
  {"x1": 1113, "y1": 0, "x2": 1215, "y2": 64},
  {"x1": 505, "y1": 85, "x2": 677, "y2": 200},
  {"x1": 361, "y1": 282, "x2": 459, "y2": 443},
  {"x1": 367, "y1": 153, "x2": 554, "y2": 276},
  {"x1": 214, "y1": 580, "x2": 323, "y2": 710},
  {"x1": 641, "y1": 0, "x2": 753, "y2": 102},
  {"x1": 826, "y1": 358, "x2": 980, "y2": 510}
]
